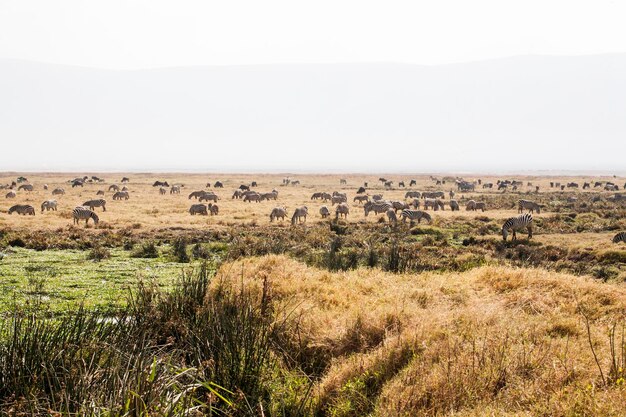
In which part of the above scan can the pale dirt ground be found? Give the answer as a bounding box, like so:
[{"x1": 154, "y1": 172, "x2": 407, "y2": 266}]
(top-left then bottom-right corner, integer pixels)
[{"x1": 0, "y1": 173, "x2": 623, "y2": 238}]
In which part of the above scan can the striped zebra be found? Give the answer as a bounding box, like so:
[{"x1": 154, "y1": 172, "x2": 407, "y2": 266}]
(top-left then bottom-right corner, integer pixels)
[
  {"x1": 97, "y1": 190, "x2": 105, "y2": 196},
  {"x1": 311, "y1": 192, "x2": 324, "y2": 200},
  {"x1": 83, "y1": 199, "x2": 106, "y2": 211},
  {"x1": 353, "y1": 195, "x2": 369, "y2": 204},
  {"x1": 400, "y1": 209, "x2": 432, "y2": 224},
  {"x1": 371, "y1": 194, "x2": 384, "y2": 202},
  {"x1": 613, "y1": 232, "x2": 626, "y2": 244},
  {"x1": 321, "y1": 192, "x2": 332, "y2": 201},
  {"x1": 52, "y1": 188, "x2": 65, "y2": 196},
  {"x1": 243, "y1": 192, "x2": 261, "y2": 203},
  {"x1": 233, "y1": 190, "x2": 244, "y2": 199},
  {"x1": 411, "y1": 199, "x2": 420, "y2": 209},
  {"x1": 41, "y1": 200, "x2": 58, "y2": 213},
  {"x1": 405, "y1": 191, "x2": 421, "y2": 199},
  {"x1": 449, "y1": 200, "x2": 460, "y2": 211},
  {"x1": 108, "y1": 184, "x2": 120, "y2": 192},
  {"x1": 9, "y1": 205, "x2": 35, "y2": 215},
  {"x1": 319, "y1": 206, "x2": 330, "y2": 218},
  {"x1": 364, "y1": 201, "x2": 392, "y2": 217},
  {"x1": 422, "y1": 191, "x2": 445, "y2": 199},
  {"x1": 5, "y1": 190, "x2": 16, "y2": 199},
  {"x1": 270, "y1": 207, "x2": 288, "y2": 222},
  {"x1": 291, "y1": 206, "x2": 308, "y2": 225},
  {"x1": 159, "y1": 188, "x2": 167, "y2": 195},
  {"x1": 189, "y1": 204, "x2": 208, "y2": 215},
  {"x1": 331, "y1": 195, "x2": 347, "y2": 205},
  {"x1": 72, "y1": 206, "x2": 99, "y2": 226},
  {"x1": 391, "y1": 201, "x2": 409, "y2": 213},
  {"x1": 423, "y1": 199, "x2": 444, "y2": 211},
  {"x1": 18, "y1": 184, "x2": 34, "y2": 192},
  {"x1": 502, "y1": 213, "x2": 533, "y2": 241},
  {"x1": 208, "y1": 203, "x2": 219, "y2": 215},
  {"x1": 386, "y1": 209, "x2": 397, "y2": 223},
  {"x1": 475, "y1": 202, "x2": 487, "y2": 212},
  {"x1": 260, "y1": 191, "x2": 278, "y2": 201},
  {"x1": 199, "y1": 192, "x2": 219, "y2": 202},
  {"x1": 170, "y1": 185, "x2": 181, "y2": 194},
  {"x1": 518, "y1": 199, "x2": 542, "y2": 214},
  {"x1": 113, "y1": 191, "x2": 129, "y2": 200},
  {"x1": 335, "y1": 203, "x2": 349, "y2": 219}
]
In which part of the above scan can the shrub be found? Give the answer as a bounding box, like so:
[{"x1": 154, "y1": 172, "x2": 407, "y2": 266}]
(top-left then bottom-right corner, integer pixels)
[
  {"x1": 87, "y1": 245, "x2": 110, "y2": 262},
  {"x1": 131, "y1": 241, "x2": 159, "y2": 258}
]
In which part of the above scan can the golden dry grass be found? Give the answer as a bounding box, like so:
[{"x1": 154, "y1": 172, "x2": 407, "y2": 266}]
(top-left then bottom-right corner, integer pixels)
[{"x1": 215, "y1": 255, "x2": 626, "y2": 416}]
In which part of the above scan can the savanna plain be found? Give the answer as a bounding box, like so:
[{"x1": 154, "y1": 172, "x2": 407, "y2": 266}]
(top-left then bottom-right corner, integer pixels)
[{"x1": 0, "y1": 172, "x2": 625, "y2": 416}]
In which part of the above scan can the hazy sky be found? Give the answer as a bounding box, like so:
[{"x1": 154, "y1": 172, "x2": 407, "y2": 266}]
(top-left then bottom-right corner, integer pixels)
[{"x1": 1, "y1": 1, "x2": 626, "y2": 69}]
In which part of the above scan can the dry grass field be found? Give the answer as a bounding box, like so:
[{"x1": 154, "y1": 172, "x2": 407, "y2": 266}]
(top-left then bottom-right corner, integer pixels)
[{"x1": 0, "y1": 172, "x2": 625, "y2": 415}]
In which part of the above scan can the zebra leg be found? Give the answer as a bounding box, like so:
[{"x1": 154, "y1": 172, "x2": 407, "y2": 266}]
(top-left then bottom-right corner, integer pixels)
[{"x1": 527, "y1": 226, "x2": 533, "y2": 239}]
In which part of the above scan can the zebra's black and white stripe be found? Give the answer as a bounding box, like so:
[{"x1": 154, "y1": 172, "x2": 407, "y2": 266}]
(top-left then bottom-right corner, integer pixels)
[
  {"x1": 83, "y1": 199, "x2": 106, "y2": 211},
  {"x1": 9, "y1": 204, "x2": 35, "y2": 215},
  {"x1": 41, "y1": 200, "x2": 57, "y2": 213},
  {"x1": 613, "y1": 232, "x2": 626, "y2": 244},
  {"x1": 72, "y1": 206, "x2": 99, "y2": 226},
  {"x1": 502, "y1": 213, "x2": 533, "y2": 241},
  {"x1": 518, "y1": 199, "x2": 541, "y2": 214},
  {"x1": 400, "y1": 209, "x2": 432, "y2": 224},
  {"x1": 364, "y1": 201, "x2": 392, "y2": 216}
]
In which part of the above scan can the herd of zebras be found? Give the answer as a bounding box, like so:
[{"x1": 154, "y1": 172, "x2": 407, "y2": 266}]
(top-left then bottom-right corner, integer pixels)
[{"x1": 1, "y1": 175, "x2": 625, "y2": 244}]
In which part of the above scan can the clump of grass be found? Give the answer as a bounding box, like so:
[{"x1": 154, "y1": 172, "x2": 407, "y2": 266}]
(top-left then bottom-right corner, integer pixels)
[
  {"x1": 131, "y1": 241, "x2": 159, "y2": 258},
  {"x1": 172, "y1": 237, "x2": 190, "y2": 263},
  {"x1": 87, "y1": 244, "x2": 110, "y2": 261}
]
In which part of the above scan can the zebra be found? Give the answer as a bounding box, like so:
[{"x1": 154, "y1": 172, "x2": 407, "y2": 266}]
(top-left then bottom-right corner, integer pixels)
[
  {"x1": 121, "y1": 177, "x2": 129, "y2": 183},
  {"x1": 153, "y1": 181, "x2": 169, "y2": 187},
  {"x1": 311, "y1": 192, "x2": 324, "y2": 200},
  {"x1": 239, "y1": 184, "x2": 250, "y2": 191},
  {"x1": 188, "y1": 190, "x2": 206, "y2": 199},
  {"x1": 449, "y1": 191, "x2": 455, "y2": 199},
  {"x1": 170, "y1": 185, "x2": 181, "y2": 194},
  {"x1": 391, "y1": 201, "x2": 410, "y2": 213},
  {"x1": 233, "y1": 190, "x2": 244, "y2": 199},
  {"x1": 52, "y1": 188, "x2": 65, "y2": 196},
  {"x1": 409, "y1": 180, "x2": 417, "y2": 186},
  {"x1": 208, "y1": 203, "x2": 219, "y2": 215},
  {"x1": 189, "y1": 204, "x2": 208, "y2": 215},
  {"x1": 83, "y1": 199, "x2": 106, "y2": 211},
  {"x1": 319, "y1": 206, "x2": 330, "y2": 218},
  {"x1": 121, "y1": 186, "x2": 129, "y2": 192},
  {"x1": 17, "y1": 184, "x2": 33, "y2": 192},
  {"x1": 502, "y1": 213, "x2": 533, "y2": 241},
  {"x1": 400, "y1": 209, "x2": 432, "y2": 224},
  {"x1": 364, "y1": 201, "x2": 392, "y2": 216},
  {"x1": 423, "y1": 199, "x2": 444, "y2": 211},
  {"x1": 260, "y1": 191, "x2": 278, "y2": 201},
  {"x1": 72, "y1": 206, "x2": 99, "y2": 226},
  {"x1": 449, "y1": 200, "x2": 460, "y2": 211},
  {"x1": 353, "y1": 195, "x2": 369, "y2": 204},
  {"x1": 270, "y1": 207, "x2": 288, "y2": 222},
  {"x1": 97, "y1": 190, "x2": 105, "y2": 196},
  {"x1": 16, "y1": 176, "x2": 28, "y2": 183},
  {"x1": 109, "y1": 184, "x2": 120, "y2": 192},
  {"x1": 199, "y1": 192, "x2": 219, "y2": 203},
  {"x1": 411, "y1": 199, "x2": 421, "y2": 209},
  {"x1": 243, "y1": 193, "x2": 261, "y2": 203},
  {"x1": 466, "y1": 200, "x2": 477, "y2": 211},
  {"x1": 321, "y1": 192, "x2": 332, "y2": 201},
  {"x1": 41, "y1": 200, "x2": 58, "y2": 213},
  {"x1": 371, "y1": 194, "x2": 384, "y2": 202},
  {"x1": 214, "y1": 181, "x2": 224, "y2": 188},
  {"x1": 71, "y1": 180, "x2": 84, "y2": 188},
  {"x1": 159, "y1": 188, "x2": 167, "y2": 195},
  {"x1": 332, "y1": 191, "x2": 347, "y2": 198},
  {"x1": 291, "y1": 206, "x2": 308, "y2": 225},
  {"x1": 291, "y1": 180, "x2": 301, "y2": 186},
  {"x1": 475, "y1": 202, "x2": 487, "y2": 212},
  {"x1": 386, "y1": 209, "x2": 397, "y2": 223},
  {"x1": 384, "y1": 180, "x2": 393, "y2": 188},
  {"x1": 331, "y1": 195, "x2": 347, "y2": 205},
  {"x1": 251, "y1": 181, "x2": 258, "y2": 187},
  {"x1": 405, "y1": 191, "x2": 421, "y2": 199},
  {"x1": 356, "y1": 186, "x2": 366, "y2": 194},
  {"x1": 483, "y1": 183, "x2": 493, "y2": 189},
  {"x1": 398, "y1": 181, "x2": 405, "y2": 188},
  {"x1": 335, "y1": 203, "x2": 349, "y2": 219},
  {"x1": 112, "y1": 191, "x2": 129, "y2": 200},
  {"x1": 9, "y1": 204, "x2": 35, "y2": 215},
  {"x1": 43, "y1": 184, "x2": 48, "y2": 190},
  {"x1": 613, "y1": 232, "x2": 626, "y2": 244},
  {"x1": 422, "y1": 191, "x2": 445, "y2": 199},
  {"x1": 5, "y1": 190, "x2": 16, "y2": 199},
  {"x1": 518, "y1": 199, "x2": 542, "y2": 214},
  {"x1": 340, "y1": 179, "x2": 347, "y2": 185}
]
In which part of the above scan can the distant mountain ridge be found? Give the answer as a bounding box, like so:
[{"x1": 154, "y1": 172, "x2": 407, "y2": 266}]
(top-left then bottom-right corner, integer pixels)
[{"x1": 1, "y1": 55, "x2": 625, "y2": 172}]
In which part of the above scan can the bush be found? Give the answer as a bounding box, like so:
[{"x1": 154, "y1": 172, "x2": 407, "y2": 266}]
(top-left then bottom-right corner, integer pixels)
[
  {"x1": 87, "y1": 245, "x2": 110, "y2": 262},
  {"x1": 173, "y1": 237, "x2": 190, "y2": 263},
  {"x1": 131, "y1": 241, "x2": 159, "y2": 258}
]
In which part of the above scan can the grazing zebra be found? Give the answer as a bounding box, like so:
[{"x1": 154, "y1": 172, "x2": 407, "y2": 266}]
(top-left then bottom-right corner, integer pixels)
[
  {"x1": 9, "y1": 204, "x2": 35, "y2": 215},
  {"x1": 41, "y1": 200, "x2": 58, "y2": 213},
  {"x1": 251, "y1": 181, "x2": 258, "y2": 187},
  {"x1": 170, "y1": 186, "x2": 181, "y2": 194},
  {"x1": 400, "y1": 209, "x2": 432, "y2": 224},
  {"x1": 97, "y1": 190, "x2": 105, "y2": 196},
  {"x1": 5, "y1": 190, "x2": 16, "y2": 199},
  {"x1": 71, "y1": 180, "x2": 84, "y2": 188},
  {"x1": 466, "y1": 200, "x2": 477, "y2": 211},
  {"x1": 502, "y1": 213, "x2": 533, "y2": 241},
  {"x1": 321, "y1": 192, "x2": 332, "y2": 201},
  {"x1": 270, "y1": 207, "x2": 288, "y2": 222},
  {"x1": 159, "y1": 188, "x2": 167, "y2": 195},
  {"x1": 199, "y1": 192, "x2": 219, "y2": 202},
  {"x1": 239, "y1": 184, "x2": 250, "y2": 191},
  {"x1": 243, "y1": 193, "x2": 261, "y2": 203},
  {"x1": 319, "y1": 206, "x2": 330, "y2": 218},
  {"x1": 72, "y1": 206, "x2": 99, "y2": 226},
  {"x1": 214, "y1": 181, "x2": 223, "y2": 188},
  {"x1": 384, "y1": 181, "x2": 393, "y2": 188},
  {"x1": 364, "y1": 201, "x2": 392, "y2": 216},
  {"x1": 353, "y1": 195, "x2": 369, "y2": 204},
  {"x1": 411, "y1": 199, "x2": 421, "y2": 209},
  {"x1": 331, "y1": 195, "x2": 347, "y2": 205},
  {"x1": 43, "y1": 184, "x2": 48, "y2": 190},
  {"x1": 356, "y1": 186, "x2": 366, "y2": 194},
  {"x1": 423, "y1": 199, "x2": 444, "y2": 211},
  {"x1": 422, "y1": 191, "x2": 445, "y2": 199},
  {"x1": 232, "y1": 190, "x2": 243, "y2": 199},
  {"x1": 398, "y1": 181, "x2": 405, "y2": 188},
  {"x1": 449, "y1": 200, "x2": 460, "y2": 211},
  {"x1": 208, "y1": 203, "x2": 219, "y2": 215},
  {"x1": 311, "y1": 192, "x2": 324, "y2": 200},
  {"x1": 121, "y1": 186, "x2": 129, "y2": 192},
  {"x1": 17, "y1": 184, "x2": 33, "y2": 192},
  {"x1": 449, "y1": 191, "x2": 455, "y2": 199},
  {"x1": 16, "y1": 176, "x2": 28, "y2": 183},
  {"x1": 83, "y1": 199, "x2": 106, "y2": 211},
  {"x1": 371, "y1": 194, "x2": 384, "y2": 202},
  {"x1": 409, "y1": 180, "x2": 417, "y2": 186},
  {"x1": 260, "y1": 191, "x2": 278, "y2": 201},
  {"x1": 335, "y1": 203, "x2": 349, "y2": 219},
  {"x1": 518, "y1": 199, "x2": 542, "y2": 214},
  {"x1": 189, "y1": 190, "x2": 206, "y2": 199},
  {"x1": 340, "y1": 179, "x2": 347, "y2": 185},
  {"x1": 475, "y1": 202, "x2": 487, "y2": 212},
  {"x1": 386, "y1": 209, "x2": 397, "y2": 223},
  {"x1": 112, "y1": 191, "x2": 129, "y2": 200},
  {"x1": 291, "y1": 180, "x2": 301, "y2": 186},
  {"x1": 483, "y1": 183, "x2": 493, "y2": 189},
  {"x1": 52, "y1": 188, "x2": 65, "y2": 195},
  {"x1": 332, "y1": 191, "x2": 347, "y2": 198},
  {"x1": 405, "y1": 191, "x2": 421, "y2": 199},
  {"x1": 121, "y1": 177, "x2": 129, "y2": 183},
  {"x1": 613, "y1": 232, "x2": 626, "y2": 244},
  {"x1": 291, "y1": 206, "x2": 308, "y2": 225},
  {"x1": 109, "y1": 184, "x2": 120, "y2": 192},
  {"x1": 583, "y1": 182, "x2": 590, "y2": 189},
  {"x1": 391, "y1": 201, "x2": 409, "y2": 213},
  {"x1": 189, "y1": 204, "x2": 208, "y2": 215},
  {"x1": 153, "y1": 181, "x2": 169, "y2": 187}
]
